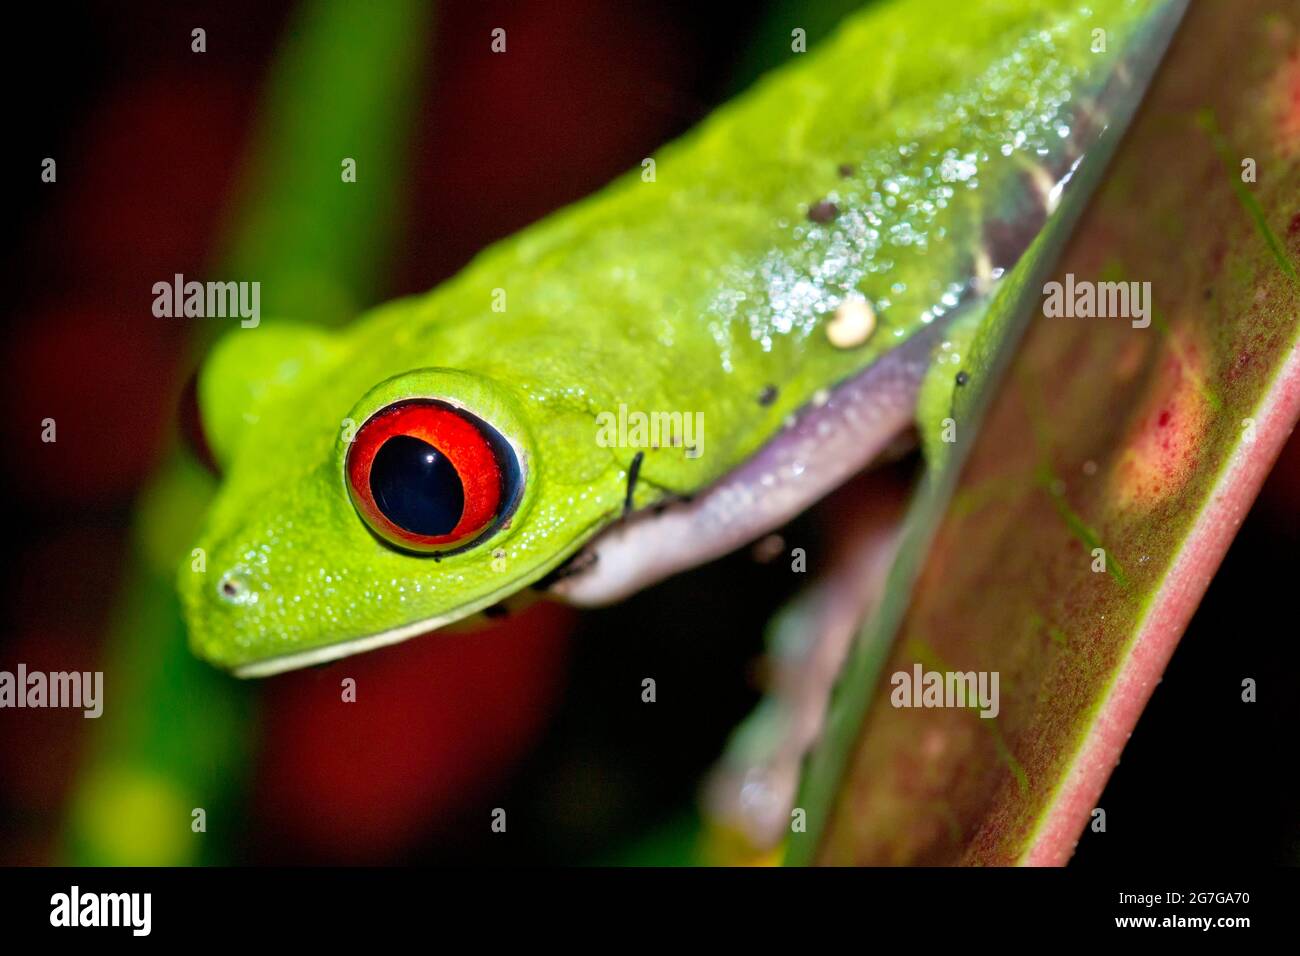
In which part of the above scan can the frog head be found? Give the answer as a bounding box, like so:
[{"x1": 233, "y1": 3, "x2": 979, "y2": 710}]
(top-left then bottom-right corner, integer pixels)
[{"x1": 179, "y1": 322, "x2": 623, "y2": 677}]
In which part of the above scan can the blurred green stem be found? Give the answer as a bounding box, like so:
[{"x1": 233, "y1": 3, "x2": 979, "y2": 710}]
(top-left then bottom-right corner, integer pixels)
[{"x1": 64, "y1": 0, "x2": 432, "y2": 865}]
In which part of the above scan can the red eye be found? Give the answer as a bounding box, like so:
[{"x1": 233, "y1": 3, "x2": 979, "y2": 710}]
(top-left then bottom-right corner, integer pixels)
[{"x1": 346, "y1": 400, "x2": 521, "y2": 553}]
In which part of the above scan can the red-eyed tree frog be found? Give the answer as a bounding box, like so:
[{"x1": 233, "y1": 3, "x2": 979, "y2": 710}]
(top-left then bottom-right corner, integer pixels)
[{"x1": 181, "y1": 0, "x2": 1184, "y2": 700}]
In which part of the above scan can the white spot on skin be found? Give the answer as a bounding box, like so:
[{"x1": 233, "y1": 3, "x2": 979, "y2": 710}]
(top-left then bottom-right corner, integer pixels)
[{"x1": 826, "y1": 295, "x2": 877, "y2": 348}]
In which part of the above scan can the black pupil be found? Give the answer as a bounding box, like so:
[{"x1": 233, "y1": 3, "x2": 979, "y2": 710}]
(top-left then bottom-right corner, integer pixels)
[{"x1": 370, "y1": 435, "x2": 465, "y2": 536}]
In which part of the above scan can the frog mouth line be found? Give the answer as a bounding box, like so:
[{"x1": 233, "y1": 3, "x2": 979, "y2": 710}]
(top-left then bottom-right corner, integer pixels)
[
  {"x1": 227, "y1": 514, "x2": 609, "y2": 678},
  {"x1": 230, "y1": 604, "x2": 484, "y2": 678}
]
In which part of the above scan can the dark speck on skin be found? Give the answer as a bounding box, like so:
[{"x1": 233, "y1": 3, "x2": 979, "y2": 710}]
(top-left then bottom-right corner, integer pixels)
[
  {"x1": 758, "y1": 384, "x2": 778, "y2": 406},
  {"x1": 955, "y1": 371, "x2": 970, "y2": 387},
  {"x1": 808, "y1": 200, "x2": 839, "y2": 224}
]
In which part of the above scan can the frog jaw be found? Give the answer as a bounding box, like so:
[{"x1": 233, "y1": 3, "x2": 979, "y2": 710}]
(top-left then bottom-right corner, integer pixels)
[{"x1": 228, "y1": 583, "x2": 522, "y2": 678}]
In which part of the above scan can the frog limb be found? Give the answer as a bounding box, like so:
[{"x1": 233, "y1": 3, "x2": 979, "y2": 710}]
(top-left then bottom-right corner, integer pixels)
[{"x1": 703, "y1": 467, "x2": 912, "y2": 852}]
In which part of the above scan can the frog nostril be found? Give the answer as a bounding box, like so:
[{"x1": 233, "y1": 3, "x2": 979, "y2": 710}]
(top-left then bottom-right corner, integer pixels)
[{"x1": 216, "y1": 570, "x2": 257, "y2": 606}]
